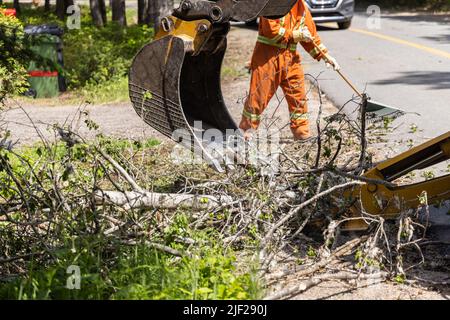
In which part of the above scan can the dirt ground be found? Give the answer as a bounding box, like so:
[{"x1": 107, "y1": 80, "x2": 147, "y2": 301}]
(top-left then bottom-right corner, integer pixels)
[
  {"x1": 267, "y1": 248, "x2": 450, "y2": 300},
  {"x1": 1, "y1": 24, "x2": 449, "y2": 300},
  {"x1": 1, "y1": 102, "x2": 159, "y2": 145}
]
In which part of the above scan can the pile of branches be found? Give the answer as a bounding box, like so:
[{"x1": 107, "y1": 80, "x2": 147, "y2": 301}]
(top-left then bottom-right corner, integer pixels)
[{"x1": 0, "y1": 98, "x2": 434, "y2": 298}]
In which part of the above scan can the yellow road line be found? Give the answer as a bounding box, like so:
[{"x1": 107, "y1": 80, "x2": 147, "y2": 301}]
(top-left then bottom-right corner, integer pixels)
[{"x1": 350, "y1": 28, "x2": 450, "y2": 60}]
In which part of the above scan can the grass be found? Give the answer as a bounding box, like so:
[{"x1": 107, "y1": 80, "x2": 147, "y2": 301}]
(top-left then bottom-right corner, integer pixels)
[
  {"x1": 74, "y1": 76, "x2": 130, "y2": 104},
  {"x1": 221, "y1": 66, "x2": 248, "y2": 81},
  {"x1": 0, "y1": 232, "x2": 262, "y2": 300},
  {"x1": 17, "y1": 76, "x2": 131, "y2": 106}
]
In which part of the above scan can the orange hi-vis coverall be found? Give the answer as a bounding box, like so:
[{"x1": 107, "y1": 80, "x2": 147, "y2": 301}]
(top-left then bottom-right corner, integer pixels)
[{"x1": 239, "y1": 0, "x2": 328, "y2": 139}]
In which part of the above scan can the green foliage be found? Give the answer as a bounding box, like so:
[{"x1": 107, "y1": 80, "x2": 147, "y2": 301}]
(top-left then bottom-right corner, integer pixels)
[
  {"x1": 63, "y1": 20, "x2": 153, "y2": 90},
  {"x1": 409, "y1": 124, "x2": 418, "y2": 134},
  {"x1": 0, "y1": 229, "x2": 261, "y2": 300},
  {"x1": 355, "y1": 249, "x2": 381, "y2": 270},
  {"x1": 10, "y1": 5, "x2": 154, "y2": 103},
  {"x1": 421, "y1": 170, "x2": 435, "y2": 181},
  {"x1": 394, "y1": 274, "x2": 406, "y2": 284},
  {"x1": 307, "y1": 246, "x2": 317, "y2": 258},
  {"x1": 0, "y1": 11, "x2": 29, "y2": 103},
  {"x1": 98, "y1": 136, "x2": 161, "y2": 155},
  {"x1": 383, "y1": 116, "x2": 394, "y2": 131},
  {"x1": 221, "y1": 66, "x2": 247, "y2": 80}
]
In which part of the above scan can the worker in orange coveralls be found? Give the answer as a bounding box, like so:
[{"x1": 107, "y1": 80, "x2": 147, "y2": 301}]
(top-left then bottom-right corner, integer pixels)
[{"x1": 239, "y1": 0, "x2": 340, "y2": 140}]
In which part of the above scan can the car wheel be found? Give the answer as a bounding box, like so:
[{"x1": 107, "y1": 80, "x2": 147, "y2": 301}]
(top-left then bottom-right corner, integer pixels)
[{"x1": 338, "y1": 20, "x2": 352, "y2": 30}]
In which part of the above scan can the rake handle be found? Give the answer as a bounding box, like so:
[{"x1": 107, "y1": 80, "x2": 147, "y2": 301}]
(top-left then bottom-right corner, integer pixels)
[
  {"x1": 336, "y1": 70, "x2": 363, "y2": 98},
  {"x1": 311, "y1": 41, "x2": 363, "y2": 98}
]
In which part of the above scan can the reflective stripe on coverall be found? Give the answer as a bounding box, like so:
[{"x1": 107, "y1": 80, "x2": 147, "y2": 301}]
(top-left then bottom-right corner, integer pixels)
[{"x1": 239, "y1": 0, "x2": 328, "y2": 139}]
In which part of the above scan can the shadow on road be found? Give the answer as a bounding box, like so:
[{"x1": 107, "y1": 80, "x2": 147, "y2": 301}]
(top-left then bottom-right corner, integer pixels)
[
  {"x1": 421, "y1": 32, "x2": 450, "y2": 44},
  {"x1": 380, "y1": 13, "x2": 450, "y2": 25},
  {"x1": 373, "y1": 71, "x2": 450, "y2": 90}
]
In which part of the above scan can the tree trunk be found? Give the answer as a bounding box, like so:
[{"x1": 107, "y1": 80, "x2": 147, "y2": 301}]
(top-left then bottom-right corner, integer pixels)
[
  {"x1": 66, "y1": 1, "x2": 74, "y2": 13},
  {"x1": 148, "y1": 0, "x2": 174, "y2": 32},
  {"x1": 111, "y1": 0, "x2": 127, "y2": 27},
  {"x1": 56, "y1": 0, "x2": 64, "y2": 19},
  {"x1": 90, "y1": 0, "x2": 106, "y2": 27},
  {"x1": 56, "y1": 0, "x2": 73, "y2": 20},
  {"x1": 13, "y1": 0, "x2": 21, "y2": 15},
  {"x1": 137, "y1": 0, "x2": 148, "y2": 25},
  {"x1": 45, "y1": 0, "x2": 50, "y2": 11},
  {"x1": 99, "y1": 0, "x2": 107, "y2": 25}
]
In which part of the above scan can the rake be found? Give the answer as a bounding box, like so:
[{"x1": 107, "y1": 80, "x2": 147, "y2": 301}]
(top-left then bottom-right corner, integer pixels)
[{"x1": 311, "y1": 41, "x2": 408, "y2": 122}]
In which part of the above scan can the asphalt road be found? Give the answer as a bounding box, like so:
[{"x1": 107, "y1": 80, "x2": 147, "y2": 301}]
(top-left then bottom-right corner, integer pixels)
[{"x1": 302, "y1": 12, "x2": 450, "y2": 143}]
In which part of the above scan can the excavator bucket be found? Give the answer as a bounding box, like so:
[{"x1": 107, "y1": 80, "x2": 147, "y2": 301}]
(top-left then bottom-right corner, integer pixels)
[
  {"x1": 129, "y1": 20, "x2": 236, "y2": 169},
  {"x1": 129, "y1": 0, "x2": 298, "y2": 169}
]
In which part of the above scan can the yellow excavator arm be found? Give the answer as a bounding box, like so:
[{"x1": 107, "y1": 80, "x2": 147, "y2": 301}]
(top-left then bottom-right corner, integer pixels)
[{"x1": 345, "y1": 131, "x2": 450, "y2": 230}]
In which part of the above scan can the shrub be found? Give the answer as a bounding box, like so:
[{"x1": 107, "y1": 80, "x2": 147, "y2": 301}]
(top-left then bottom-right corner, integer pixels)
[
  {"x1": 6, "y1": 5, "x2": 154, "y2": 102},
  {"x1": 63, "y1": 18, "x2": 153, "y2": 89},
  {"x1": 0, "y1": 10, "x2": 29, "y2": 103},
  {"x1": 0, "y1": 132, "x2": 261, "y2": 300}
]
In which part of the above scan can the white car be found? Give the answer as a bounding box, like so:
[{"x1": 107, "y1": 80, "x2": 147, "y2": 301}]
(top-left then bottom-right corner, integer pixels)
[
  {"x1": 304, "y1": 0, "x2": 354, "y2": 29},
  {"x1": 245, "y1": 0, "x2": 354, "y2": 30}
]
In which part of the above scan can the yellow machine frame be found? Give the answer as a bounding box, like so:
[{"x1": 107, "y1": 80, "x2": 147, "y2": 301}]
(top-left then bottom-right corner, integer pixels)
[{"x1": 346, "y1": 131, "x2": 450, "y2": 230}]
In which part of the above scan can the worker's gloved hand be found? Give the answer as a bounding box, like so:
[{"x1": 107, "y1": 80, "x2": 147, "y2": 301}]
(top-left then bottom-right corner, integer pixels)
[
  {"x1": 324, "y1": 54, "x2": 341, "y2": 71},
  {"x1": 293, "y1": 26, "x2": 314, "y2": 43},
  {"x1": 243, "y1": 130, "x2": 254, "y2": 141},
  {"x1": 244, "y1": 60, "x2": 251, "y2": 74}
]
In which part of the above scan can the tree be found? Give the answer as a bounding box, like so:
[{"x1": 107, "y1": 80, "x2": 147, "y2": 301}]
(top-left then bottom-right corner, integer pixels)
[
  {"x1": 0, "y1": 13, "x2": 30, "y2": 103},
  {"x1": 90, "y1": 0, "x2": 107, "y2": 27},
  {"x1": 56, "y1": 0, "x2": 64, "y2": 19},
  {"x1": 45, "y1": 0, "x2": 51, "y2": 12},
  {"x1": 56, "y1": 0, "x2": 74, "y2": 20},
  {"x1": 13, "y1": 0, "x2": 21, "y2": 15},
  {"x1": 111, "y1": 0, "x2": 126, "y2": 27},
  {"x1": 137, "y1": 0, "x2": 148, "y2": 25},
  {"x1": 99, "y1": 0, "x2": 107, "y2": 25},
  {"x1": 148, "y1": 0, "x2": 173, "y2": 32}
]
